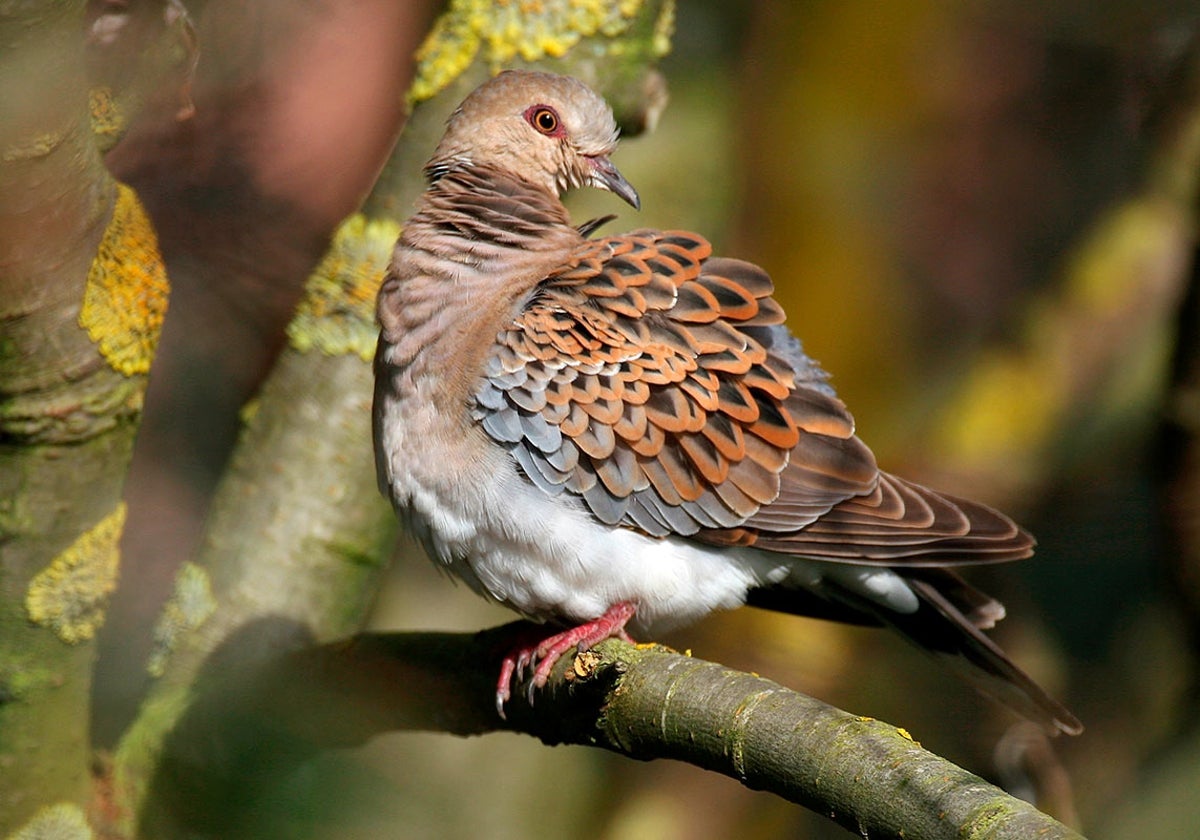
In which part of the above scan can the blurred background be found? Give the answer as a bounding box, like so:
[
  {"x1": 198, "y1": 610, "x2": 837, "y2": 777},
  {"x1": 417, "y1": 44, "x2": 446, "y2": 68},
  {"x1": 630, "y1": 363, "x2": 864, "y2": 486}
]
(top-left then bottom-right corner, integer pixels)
[{"x1": 92, "y1": 0, "x2": 1200, "y2": 836}]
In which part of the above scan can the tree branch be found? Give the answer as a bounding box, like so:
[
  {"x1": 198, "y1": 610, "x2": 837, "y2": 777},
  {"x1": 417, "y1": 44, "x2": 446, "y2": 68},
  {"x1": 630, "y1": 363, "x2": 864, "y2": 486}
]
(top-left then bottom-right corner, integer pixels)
[
  {"x1": 1, "y1": 2, "x2": 170, "y2": 833},
  {"x1": 138, "y1": 626, "x2": 1085, "y2": 839}
]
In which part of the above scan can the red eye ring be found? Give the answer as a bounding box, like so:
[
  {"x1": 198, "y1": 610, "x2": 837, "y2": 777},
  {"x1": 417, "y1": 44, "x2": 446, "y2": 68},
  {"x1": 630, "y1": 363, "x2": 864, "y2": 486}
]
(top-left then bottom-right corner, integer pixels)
[{"x1": 526, "y1": 105, "x2": 562, "y2": 136}]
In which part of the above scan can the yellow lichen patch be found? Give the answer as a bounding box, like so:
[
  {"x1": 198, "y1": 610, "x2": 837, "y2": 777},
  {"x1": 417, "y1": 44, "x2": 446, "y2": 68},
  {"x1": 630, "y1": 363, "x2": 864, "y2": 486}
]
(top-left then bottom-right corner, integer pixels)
[
  {"x1": 1063, "y1": 198, "x2": 1185, "y2": 315},
  {"x1": 26, "y1": 504, "x2": 126, "y2": 645},
  {"x1": 146, "y1": 561, "x2": 216, "y2": 677},
  {"x1": 650, "y1": 0, "x2": 674, "y2": 57},
  {"x1": 1, "y1": 130, "x2": 64, "y2": 162},
  {"x1": 89, "y1": 86, "x2": 125, "y2": 146},
  {"x1": 633, "y1": 641, "x2": 673, "y2": 653},
  {"x1": 934, "y1": 350, "x2": 1058, "y2": 468},
  {"x1": 79, "y1": 183, "x2": 169, "y2": 377},
  {"x1": 8, "y1": 802, "x2": 93, "y2": 840},
  {"x1": 408, "y1": 0, "x2": 663, "y2": 105},
  {"x1": 408, "y1": 6, "x2": 482, "y2": 105},
  {"x1": 286, "y1": 213, "x2": 400, "y2": 361},
  {"x1": 238, "y1": 396, "x2": 261, "y2": 427}
]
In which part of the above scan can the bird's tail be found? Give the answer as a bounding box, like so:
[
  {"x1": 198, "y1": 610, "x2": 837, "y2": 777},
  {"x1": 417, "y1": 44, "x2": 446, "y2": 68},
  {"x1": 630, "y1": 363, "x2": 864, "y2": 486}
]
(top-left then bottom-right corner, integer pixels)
[
  {"x1": 749, "y1": 567, "x2": 1082, "y2": 735},
  {"x1": 894, "y1": 570, "x2": 1081, "y2": 734}
]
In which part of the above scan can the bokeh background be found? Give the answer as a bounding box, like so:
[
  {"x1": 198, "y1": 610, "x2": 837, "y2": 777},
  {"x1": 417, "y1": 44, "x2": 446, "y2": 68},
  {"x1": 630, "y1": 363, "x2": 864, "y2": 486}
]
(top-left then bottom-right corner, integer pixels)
[{"x1": 92, "y1": 0, "x2": 1200, "y2": 836}]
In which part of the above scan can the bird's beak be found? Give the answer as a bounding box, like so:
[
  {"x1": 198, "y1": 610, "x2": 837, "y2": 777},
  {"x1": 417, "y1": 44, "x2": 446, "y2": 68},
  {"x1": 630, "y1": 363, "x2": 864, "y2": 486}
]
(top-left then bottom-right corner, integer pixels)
[{"x1": 589, "y1": 155, "x2": 641, "y2": 210}]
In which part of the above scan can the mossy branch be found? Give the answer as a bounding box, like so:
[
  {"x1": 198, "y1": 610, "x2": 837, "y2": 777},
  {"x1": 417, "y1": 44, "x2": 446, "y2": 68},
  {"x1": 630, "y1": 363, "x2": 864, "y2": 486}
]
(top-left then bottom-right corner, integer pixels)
[
  {"x1": 1, "y1": 3, "x2": 170, "y2": 835},
  {"x1": 110, "y1": 315, "x2": 399, "y2": 830},
  {"x1": 136, "y1": 626, "x2": 1085, "y2": 840}
]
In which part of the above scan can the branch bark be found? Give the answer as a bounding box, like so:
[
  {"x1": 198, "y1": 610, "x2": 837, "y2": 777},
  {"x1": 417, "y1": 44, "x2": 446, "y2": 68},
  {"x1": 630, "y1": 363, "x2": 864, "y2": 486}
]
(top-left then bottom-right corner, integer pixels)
[
  {"x1": 1, "y1": 3, "x2": 169, "y2": 833},
  {"x1": 137, "y1": 627, "x2": 1085, "y2": 840}
]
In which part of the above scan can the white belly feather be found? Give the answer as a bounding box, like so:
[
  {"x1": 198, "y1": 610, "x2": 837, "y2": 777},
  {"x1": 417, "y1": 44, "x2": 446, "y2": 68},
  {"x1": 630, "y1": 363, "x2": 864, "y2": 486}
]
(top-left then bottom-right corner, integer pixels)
[
  {"x1": 377, "y1": 366, "x2": 919, "y2": 634},
  {"x1": 377, "y1": 381, "x2": 802, "y2": 635}
]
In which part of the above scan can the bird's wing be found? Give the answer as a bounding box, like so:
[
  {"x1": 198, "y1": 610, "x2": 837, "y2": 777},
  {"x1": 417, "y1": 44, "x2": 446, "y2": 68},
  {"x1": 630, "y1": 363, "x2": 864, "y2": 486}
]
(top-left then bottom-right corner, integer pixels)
[
  {"x1": 726, "y1": 472, "x2": 1034, "y2": 563},
  {"x1": 475, "y1": 229, "x2": 1030, "y2": 564},
  {"x1": 475, "y1": 229, "x2": 867, "y2": 533}
]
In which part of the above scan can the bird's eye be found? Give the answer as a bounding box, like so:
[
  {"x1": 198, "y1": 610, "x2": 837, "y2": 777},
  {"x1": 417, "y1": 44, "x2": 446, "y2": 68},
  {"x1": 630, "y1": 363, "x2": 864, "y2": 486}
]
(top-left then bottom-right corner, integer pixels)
[{"x1": 528, "y1": 106, "x2": 560, "y2": 135}]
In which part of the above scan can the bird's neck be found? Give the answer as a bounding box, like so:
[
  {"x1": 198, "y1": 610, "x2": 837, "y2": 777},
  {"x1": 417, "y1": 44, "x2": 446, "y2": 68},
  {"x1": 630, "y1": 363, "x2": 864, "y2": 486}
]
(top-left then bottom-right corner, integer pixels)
[
  {"x1": 407, "y1": 164, "x2": 578, "y2": 265},
  {"x1": 375, "y1": 165, "x2": 584, "y2": 410},
  {"x1": 383, "y1": 163, "x2": 584, "y2": 321}
]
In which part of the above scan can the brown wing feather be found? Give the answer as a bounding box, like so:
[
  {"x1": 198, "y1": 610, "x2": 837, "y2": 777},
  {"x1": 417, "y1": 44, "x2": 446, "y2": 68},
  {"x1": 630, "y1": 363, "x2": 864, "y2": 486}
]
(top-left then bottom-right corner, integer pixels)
[
  {"x1": 477, "y1": 228, "x2": 1032, "y2": 565},
  {"x1": 730, "y1": 473, "x2": 1035, "y2": 564},
  {"x1": 477, "y1": 230, "x2": 856, "y2": 537}
]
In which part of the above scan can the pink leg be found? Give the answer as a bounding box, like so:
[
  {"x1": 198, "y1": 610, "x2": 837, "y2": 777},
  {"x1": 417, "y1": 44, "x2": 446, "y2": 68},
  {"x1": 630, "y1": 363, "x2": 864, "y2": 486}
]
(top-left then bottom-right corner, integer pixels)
[{"x1": 495, "y1": 601, "x2": 637, "y2": 718}]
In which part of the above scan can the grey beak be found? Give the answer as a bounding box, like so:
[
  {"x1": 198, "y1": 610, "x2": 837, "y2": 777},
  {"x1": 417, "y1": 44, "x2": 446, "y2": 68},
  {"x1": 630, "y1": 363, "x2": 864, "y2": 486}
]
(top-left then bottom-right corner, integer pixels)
[{"x1": 589, "y1": 155, "x2": 641, "y2": 210}]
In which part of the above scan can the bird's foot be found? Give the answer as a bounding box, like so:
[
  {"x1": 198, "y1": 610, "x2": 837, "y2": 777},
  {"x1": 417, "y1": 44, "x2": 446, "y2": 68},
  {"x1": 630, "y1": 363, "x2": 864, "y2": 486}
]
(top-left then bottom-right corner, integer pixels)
[{"x1": 496, "y1": 601, "x2": 637, "y2": 718}]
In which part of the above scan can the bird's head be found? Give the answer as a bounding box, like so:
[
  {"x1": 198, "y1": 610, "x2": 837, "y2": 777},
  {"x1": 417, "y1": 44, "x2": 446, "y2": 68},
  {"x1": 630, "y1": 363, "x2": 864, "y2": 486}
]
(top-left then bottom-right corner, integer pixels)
[{"x1": 426, "y1": 70, "x2": 640, "y2": 210}]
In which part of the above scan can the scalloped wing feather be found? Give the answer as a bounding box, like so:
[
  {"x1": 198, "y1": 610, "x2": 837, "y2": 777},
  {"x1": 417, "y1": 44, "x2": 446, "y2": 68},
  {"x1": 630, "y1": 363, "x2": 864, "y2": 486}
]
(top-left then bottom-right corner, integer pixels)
[
  {"x1": 476, "y1": 230, "x2": 881, "y2": 540},
  {"x1": 475, "y1": 229, "x2": 1033, "y2": 563}
]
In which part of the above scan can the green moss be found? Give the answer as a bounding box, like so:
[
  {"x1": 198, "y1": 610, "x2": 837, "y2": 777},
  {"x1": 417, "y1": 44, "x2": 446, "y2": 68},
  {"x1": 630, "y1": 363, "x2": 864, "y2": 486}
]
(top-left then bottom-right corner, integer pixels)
[
  {"x1": 327, "y1": 539, "x2": 388, "y2": 570},
  {"x1": 238, "y1": 397, "x2": 261, "y2": 428},
  {"x1": 0, "y1": 657, "x2": 57, "y2": 703},
  {"x1": 112, "y1": 687, "x2": 192, "y2": 830},
  {"x1": 286, "y1": 213, "x2": 400, "y2": 361},
  {"x1": 960, "y1": 797, "x2": 1014, "y2": 839},
  {"x1": 0, "y1": 467, "x2": 31, "y2": 540},
  {"x1": 146, "y1": 562, "x2": 217, "y2": 678},
  {"x1": 1, "y1": 131, "x2": 65, "y2": 163}
]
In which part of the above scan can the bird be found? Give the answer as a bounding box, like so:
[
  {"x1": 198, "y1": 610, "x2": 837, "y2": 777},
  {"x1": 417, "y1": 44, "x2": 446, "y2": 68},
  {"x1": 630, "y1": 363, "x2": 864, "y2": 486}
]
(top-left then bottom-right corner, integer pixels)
[{"x1": 373, "y1": 69, "x2": 1081, "y2": 735}]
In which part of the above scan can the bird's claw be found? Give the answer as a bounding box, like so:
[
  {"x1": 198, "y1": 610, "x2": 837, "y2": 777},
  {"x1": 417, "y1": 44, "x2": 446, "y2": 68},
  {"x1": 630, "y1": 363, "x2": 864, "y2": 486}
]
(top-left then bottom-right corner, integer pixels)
[{"x1": 493, "y1": 601, "x2": 638, "y2": 720}]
